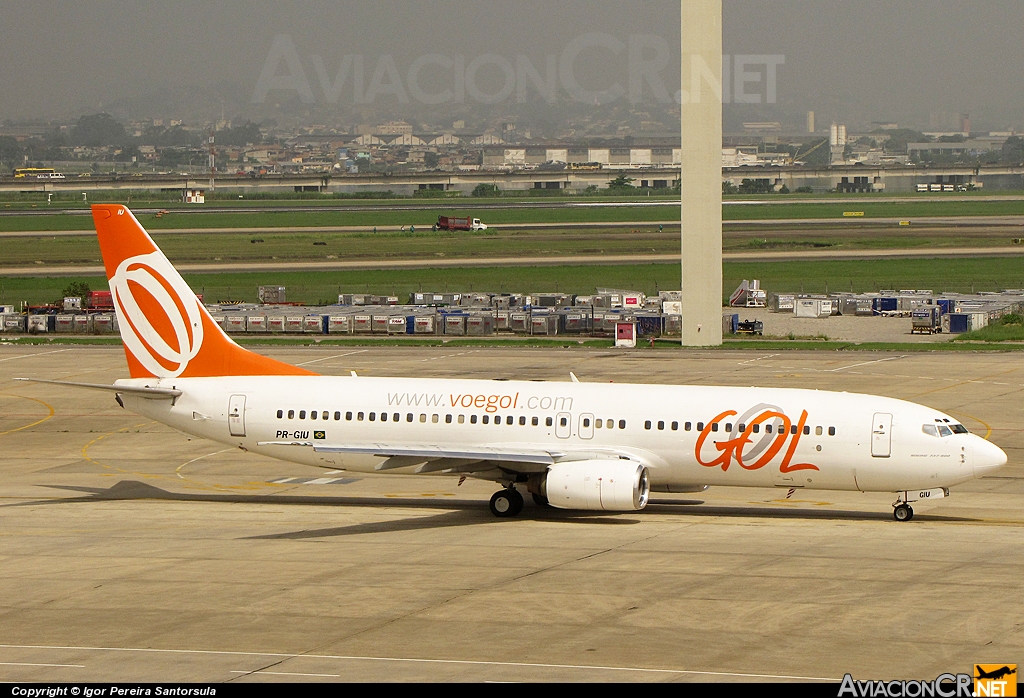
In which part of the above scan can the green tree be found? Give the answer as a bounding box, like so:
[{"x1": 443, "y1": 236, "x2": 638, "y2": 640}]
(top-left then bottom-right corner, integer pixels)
[
  {"x1": 215, "y1": 121, "x2": 263, "y2": 146},
  {"x1": 71, "y1": 113, "x2": 127, "y2": 147},
  {"x1": 722, "y1": 181, "x2": 738, "y2": 195},
  {"x1": 472, "y1": 183, "x2": 500, "y2": 197},
  {"x1": 61, "y1": 281, "x2": 91, "y2": 299},
  {"x1": 608, "y1": 174, "x2": 635, "y2": 189}
]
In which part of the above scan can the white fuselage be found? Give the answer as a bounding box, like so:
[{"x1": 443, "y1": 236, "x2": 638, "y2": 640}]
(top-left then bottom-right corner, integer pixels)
[{"x1": 116, "y1": 375, "x2": 1006, "y2": 494}]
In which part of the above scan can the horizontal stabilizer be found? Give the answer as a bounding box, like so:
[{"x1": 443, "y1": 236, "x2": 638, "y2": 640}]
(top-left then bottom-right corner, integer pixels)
[
  {"x1": 256, "y1": 441, "x2": 562, "y2": 466},
  {"x1": 13, "y1": 377, "x2": 181, "y2": 399}
]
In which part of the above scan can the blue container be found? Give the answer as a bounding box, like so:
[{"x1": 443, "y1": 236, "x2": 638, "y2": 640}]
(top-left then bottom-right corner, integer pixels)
[
  {"x1": 936, "y1": 299, "x2": 952, "y2": 315},
  {"x1": 948, "y1": 313, "x2": 969, "y2": 333},
  {"x1": 879, "y1": 297, "x2": 898, "y2": 312},
  {"x1": 406, "y1": 316, "x2": 416, "y2": 334}
]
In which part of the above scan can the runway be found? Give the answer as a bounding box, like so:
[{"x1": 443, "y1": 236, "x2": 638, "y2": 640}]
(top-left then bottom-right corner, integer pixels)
[{"x1": 1, "y1": 345, "x2": 1022, "y2": 682}]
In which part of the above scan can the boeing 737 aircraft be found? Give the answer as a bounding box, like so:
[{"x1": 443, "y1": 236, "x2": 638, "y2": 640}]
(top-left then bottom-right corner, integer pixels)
[{"x1": 19, "y1": 205, "x2": 1008, "y2": 520}]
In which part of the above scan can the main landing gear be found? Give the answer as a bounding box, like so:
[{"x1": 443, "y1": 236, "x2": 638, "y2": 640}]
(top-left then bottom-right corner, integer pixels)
[{"x1": 489, "y1": 486, "x2": 524, "y2": 518}]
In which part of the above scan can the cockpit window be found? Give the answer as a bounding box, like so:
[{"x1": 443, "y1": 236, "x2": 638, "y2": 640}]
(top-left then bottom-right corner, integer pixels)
[
  {"x1": 950, "y1": 424, "x2": 969, "y2": 434},
  {"x1": 922, "y1": 425, "x2": 939, "y2": 437},
  {"x1": 937, "y1": 425, "x2": 953, "y2": 437}
]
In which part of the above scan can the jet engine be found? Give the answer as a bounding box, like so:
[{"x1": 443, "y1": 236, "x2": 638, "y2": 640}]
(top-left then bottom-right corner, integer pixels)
[{"x1": 537, "y1": 460, "x2": 650, "y2": 511}]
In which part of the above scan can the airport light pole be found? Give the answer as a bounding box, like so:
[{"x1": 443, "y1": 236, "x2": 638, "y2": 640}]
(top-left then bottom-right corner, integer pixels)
[{"x1": 680, "y1": 0, "x2": 723, "y2": 346}]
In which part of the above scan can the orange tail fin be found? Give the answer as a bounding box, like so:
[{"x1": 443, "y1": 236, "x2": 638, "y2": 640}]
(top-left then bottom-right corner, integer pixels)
[{"x1": 93, "y1": 204, "x2": 315, "y2": 379}]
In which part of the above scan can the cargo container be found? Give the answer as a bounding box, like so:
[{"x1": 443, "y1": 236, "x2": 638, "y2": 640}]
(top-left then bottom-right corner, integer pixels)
[
  {"x1": 55, "y1": 314, "x2": 75, "y2": 333},
  {"x1": 258, "y1": 286, "x2": 286, "y2": 304},
  {"x1": 911, "y1": 307, "x2": 941, "y2": 334},
  {"x1": 225, "y1": 316, "x2": 247, "y2": 333},
  {"x1": 769, "y1": 293, "x2": 796, "y2": 313},
  {"x1": 948, "y1": 313, "x2": 970, "y2": 333},
  {"x1": 2, "y1": 314, "x2": 27, "y2": 333},
  {"x1": 970, "y1": 312, "x2": 989, "y2": 331},
  {"x1": 562, "y1": 312, "x2": 587, "y2": 334},
  {"x1": 723, "y1": 314, "x2": 738, "y2": 335},
  {"x1": 86, "y1": 290, "x2": 114, "y2": 310},
  {"x1": 73, "y1": 314, "x2": 92, "y2": 334},
  {"x1": 246, "y1": 316, "x2": 268, "y2": 333},
  {"x1": 386, "y1": 316, "x2": 407, "y2": 335},
  {"x1": 414, "y1": 315, "x2": 436, "y2": 334},
  {"x1": 509, "y1": 312, "x2": 530, "y2": 333},
  {"x1": 664, "y1": 314, "x2": 682, "y2": 336},
  {"x1": 636, "y1": 314, "x2": 663, "y2": 336},
  {"x1": 371, "y1": 315, "x2": 390, "y2": 334},
  {"x1": 92, "y1": 313, "x2": 116, "y2": 334},
  {"x1": 209, "y1": 314, "x2": 227, "y2": 331},
  {"x1": 662, "y1": 301, "x2": 682, "y2": 316},
  {"x1": 794, "y1": 299, "x2": 830, "y2": 318},
  {"x1": 444, "y1": 314, "x2": 467, "y2": 335},
  {"x1": 304, "y1": 315, "x2": 327, "y2": 334},
  {"x1": 352, "y1": 314, "x2": 372, "y2": 333},
  {"x1": 466, "y1": 314, "x2": 494, "y2": 336},
  {"x1": 328, "y1": 315, "x2": 351, "y2": 334},
  {"x1": 284, "y1": 316, "x2": 305, "y2": 333},
  {"x1": 28, "y1": 314, "x2": 55, "y2": 333},
  {"x1": 874, "y1": 297, "x2": 899, "y2": 313},
  {"x1": 530, "y1": 314, "x2": 557, "y2": 336},
  {"x1": 267, "y1": 315, "x2": 286, "y2": 333}
]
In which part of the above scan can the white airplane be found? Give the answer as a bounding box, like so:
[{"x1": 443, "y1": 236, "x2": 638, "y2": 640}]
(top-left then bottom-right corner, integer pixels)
[{"x1": 19, "y1": 205, "x2": 1007, "y2": 521}]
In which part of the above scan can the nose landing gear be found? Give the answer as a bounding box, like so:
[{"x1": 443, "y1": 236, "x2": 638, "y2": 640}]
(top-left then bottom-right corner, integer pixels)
[
  {"x1": 489, "y1": 486, "x2": 524, "y2": 518},
  {"x1": 893, "y1": 503, "x2": 914, "y2": 521}
]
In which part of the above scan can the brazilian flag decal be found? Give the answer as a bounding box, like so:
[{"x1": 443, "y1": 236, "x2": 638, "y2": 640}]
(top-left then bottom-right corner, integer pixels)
[{"x1": 313, "y1": 431, "x2": 326, "y2": 440}]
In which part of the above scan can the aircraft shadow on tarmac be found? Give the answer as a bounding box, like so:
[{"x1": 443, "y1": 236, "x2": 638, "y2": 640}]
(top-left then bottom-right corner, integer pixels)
[{"x1": 1, "y1": 480, "x2": 978, "y2": 537}]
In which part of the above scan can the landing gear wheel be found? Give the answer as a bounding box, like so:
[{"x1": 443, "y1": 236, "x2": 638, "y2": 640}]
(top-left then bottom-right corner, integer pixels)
[
  {"x1": 490, "y1": 488, "x2": 524, "y2": 518},
  {"x1": 893, "y1": 504, "x2": 914, "y2": 522},
  {"x1": 532, "y1": 493, "x2": 550, "y2": 507}
]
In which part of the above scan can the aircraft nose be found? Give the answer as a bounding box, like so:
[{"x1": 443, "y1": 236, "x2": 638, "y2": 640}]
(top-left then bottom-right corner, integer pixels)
[{"x1": 973, "y1": 436, "x2": 1007, "y2": 477}]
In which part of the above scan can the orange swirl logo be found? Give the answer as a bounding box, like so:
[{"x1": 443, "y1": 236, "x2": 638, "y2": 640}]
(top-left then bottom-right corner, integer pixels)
[
  {"x1": 695, "y1": 403, "x2": 818, "y2": 473},
  {"x1": 110, "y1": 252, "x2": 204, "y2": 378}
]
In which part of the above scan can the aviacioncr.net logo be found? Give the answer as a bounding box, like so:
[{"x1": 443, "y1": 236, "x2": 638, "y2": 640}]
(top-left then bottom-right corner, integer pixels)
[{"x1": 110, "y1": 251, "x2": 204, "y2": 378}]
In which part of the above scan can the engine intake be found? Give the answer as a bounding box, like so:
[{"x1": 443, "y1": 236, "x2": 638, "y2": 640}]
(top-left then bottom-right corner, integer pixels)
[{"x1": 539, "y1": 460, "x2": 650, "y2": 511}]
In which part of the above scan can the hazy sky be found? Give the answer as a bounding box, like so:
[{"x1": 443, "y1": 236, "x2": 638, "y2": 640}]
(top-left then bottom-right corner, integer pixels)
[{"x1": 2, "y1": 1, "x2": 1023, "y2": 130}]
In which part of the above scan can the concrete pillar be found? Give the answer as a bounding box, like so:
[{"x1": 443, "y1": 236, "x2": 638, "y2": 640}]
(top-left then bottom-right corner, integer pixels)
[{"x1": 681, "y1": 0, "x2": 723, "y2": 346}]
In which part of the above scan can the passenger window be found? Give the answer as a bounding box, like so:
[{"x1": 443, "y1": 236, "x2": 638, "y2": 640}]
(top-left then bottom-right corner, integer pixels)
[
  {"x1": 752, "y1": 424, "x2": 759, "y2": 434},
  {"x1": 495, "y1": 417, "x2": 502, "y2": 427},
  {"x1": 645, "y1": 420, "x2": 652, "y2": 430},
  {"x1": 334, "y1": 412, "x2": 341, "y2": 421},
  {"x1": 471, "y1": 415, "x2": 478, "y2": 424},
  {"x1": 583, "y1": 418, "x2": 591, "y2": 428},
  {"x1": 277, "y1": 410, "x2": 283, "y2": 419},
  {"x1": 369, "y1": 413, "x2": 376, "y2": 422},
  {"x1": 507, "y1": 416, "x2": 514, "y2": 425},
  {"x1": 407, "y1": 413, "x2": 413, "y2": 422},
  {"x1": 803, "y1": 425, "x2": 810, "y2": 435},
  {"x1": 519, "y1": 416, "x2": 526, "y2": 426},
  {"x1": 357, "y1": 412, "x2": 364, "y2": 421},
  {"x1": 393, "y1": 413, "x2": 400, "y2": 422},
  {"x1": 445, "y1": 414, "x2": 452, "y2": 424},
  {"x1": 618, "y1": 420, "x2": 626, "y2": 429},
  {"x1": 380, "y1": 412, "x2": 387, "y2": 422},
  {"x1": 299, "y1": 411, "x2": 306, "y2": 420},
  {"x1": 765, "y1": 424, "x2": 772, "y2": 434},
  {"x1": 419, "y1": 414, "x2": 426, "y2": 423},
  {"x1": 532, "y1": 417, "x2": 539, "y2": 426},
  {"x1": 828, "y1": 426, "x2": 836, "y2": 436},
  {"x1": 657, "y1": 421, "x2": 664, "y2": 431},
  {"x1": 560, "y1": 417, "x2": 568, "y2": 427},
  {"x1": 697, "y1": 422, "x2": 704, "y2": 431},
  {"x1": 322, "y1": 411, "x2": 328, "y2": 420},
  {"x1": 738, "y1": 423, "x2": 745, "y2": 432},
  {"x1": 725, "y1": 423, "x2": 732, "y2": 431},
  {"x1": 671, "y1": 421, "x2": 678, "y2": 431},
  {"x1": 791, "y1": 425, "x2": 798, "y2": 435},
  {"x1": 310, "y1": 411, "x2": 317, "y2": 421},
  {"x1": 595, "y1": 419, "x2": 602, "y2": 428},
  {"x1": 345, "y1": 412, "x2": 352, "y2": 421},
  {"x1": 546, "y1": 417, "x2": 553, "y2": 427},
  {"x1": 685, "y1": 422, "x2": 691, "y2": 431},
  {"x1": 483, "y1": 415, "x2": 490, "y2": 424},
  {"x1": 288, "y1": 410, "x2": 295, "y2": 419},
  {"x1": 815, "y1": 426, "x2": 823, "y2": 436},
  {"x1": 458, "y1": 415, "x2": 465, "y2": 424},
  {"x1": 432, "y1": 414, "x2": 439, "y2": 423},
  {"x1": 711, "y1": 423, "x2": 719, "y2": 432}
]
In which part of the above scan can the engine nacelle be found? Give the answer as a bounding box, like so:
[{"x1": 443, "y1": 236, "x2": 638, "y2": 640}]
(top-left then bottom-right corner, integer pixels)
[{"x1": 541, "y1": 460, "x2": 650, "y2": 511}]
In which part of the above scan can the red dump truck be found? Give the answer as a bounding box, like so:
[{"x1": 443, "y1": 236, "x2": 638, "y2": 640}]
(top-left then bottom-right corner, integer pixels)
[{"x1": 437, "y1": 216, "x2": 488, "y2": 231}]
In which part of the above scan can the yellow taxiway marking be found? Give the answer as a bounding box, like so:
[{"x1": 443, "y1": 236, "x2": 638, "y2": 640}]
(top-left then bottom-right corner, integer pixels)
[
  {"x1": 0, "y1": 394, "x2": 55, "y2": 438},
  {"x1": 949, "y1": 411, "x2": 994, "y2": 440}
]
